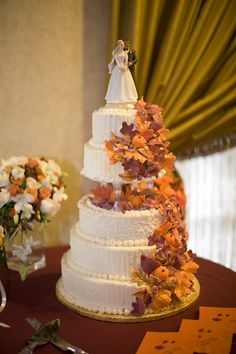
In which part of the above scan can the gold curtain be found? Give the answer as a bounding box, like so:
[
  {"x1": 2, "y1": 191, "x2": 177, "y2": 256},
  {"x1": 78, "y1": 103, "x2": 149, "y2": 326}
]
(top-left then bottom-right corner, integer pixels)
[{"x1": 109, "y1": 0, "x2": 236, "y2": 154}]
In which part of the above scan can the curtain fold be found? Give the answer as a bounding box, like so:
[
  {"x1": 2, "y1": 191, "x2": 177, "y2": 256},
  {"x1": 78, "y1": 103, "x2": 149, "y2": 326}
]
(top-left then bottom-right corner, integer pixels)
[{"x1": 110, "y1": 0, "x2": 236, "y2": 154}]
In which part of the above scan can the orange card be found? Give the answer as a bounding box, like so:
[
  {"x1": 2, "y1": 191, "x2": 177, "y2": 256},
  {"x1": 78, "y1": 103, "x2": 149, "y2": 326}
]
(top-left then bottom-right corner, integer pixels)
[
  {"x1": 179, "y1": 319, "x2": 233, "y2": 354},
  {"x1": 136, "y1": 331, "x2": 193, "y2": 354},
  {"x1": 199, "y1": 306, "x2": 236, "y2": 333}
]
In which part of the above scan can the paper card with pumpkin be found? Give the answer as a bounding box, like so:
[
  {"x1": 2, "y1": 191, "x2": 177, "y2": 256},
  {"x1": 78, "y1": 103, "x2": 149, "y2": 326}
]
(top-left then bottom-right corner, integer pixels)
[
  {"x1": 179, "y1": 319, "x2": 233, "y2": 354},
  {"x1": 199, "y1": 307, "x2": 236, "y2": 333},
  {"x1": 136, "y1": 331, "x2": 193, "y2": 354}
]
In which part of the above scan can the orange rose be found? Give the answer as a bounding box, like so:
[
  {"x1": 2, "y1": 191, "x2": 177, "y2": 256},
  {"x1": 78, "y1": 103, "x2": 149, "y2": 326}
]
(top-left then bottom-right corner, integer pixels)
[
  {"x1": 39, "y1": 187, "x2": 51, "y2": 199},
  {"x1": 8, "y1": 183, "x2": 21, "y2": 196},
  {"x1": 27, "y1": 158, "x2": 39, "y2": 167}
]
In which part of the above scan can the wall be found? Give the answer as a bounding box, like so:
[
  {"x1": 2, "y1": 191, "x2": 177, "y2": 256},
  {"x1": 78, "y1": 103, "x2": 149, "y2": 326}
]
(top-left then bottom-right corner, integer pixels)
[{"x1": 0, "y1": 0, "x2": 111, "y2": 246}]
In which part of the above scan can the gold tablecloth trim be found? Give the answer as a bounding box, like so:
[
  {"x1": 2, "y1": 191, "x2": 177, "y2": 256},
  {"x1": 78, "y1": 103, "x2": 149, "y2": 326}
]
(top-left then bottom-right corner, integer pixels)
[{"x1": 56, "y1": 277, "x2": 200, "y2": 323}]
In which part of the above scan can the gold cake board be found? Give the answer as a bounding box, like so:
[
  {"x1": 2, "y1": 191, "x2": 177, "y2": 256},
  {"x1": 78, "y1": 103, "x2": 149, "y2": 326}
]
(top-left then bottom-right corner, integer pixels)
[{"x1": 56, "y1": 277, "x2": 200, "y2": 323}]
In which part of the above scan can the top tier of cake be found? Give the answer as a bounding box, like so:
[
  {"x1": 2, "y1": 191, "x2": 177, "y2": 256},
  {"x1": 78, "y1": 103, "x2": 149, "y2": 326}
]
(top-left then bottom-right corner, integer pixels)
[{"x1": 81, "y1": 106, "x2": 136, "y2": 183}]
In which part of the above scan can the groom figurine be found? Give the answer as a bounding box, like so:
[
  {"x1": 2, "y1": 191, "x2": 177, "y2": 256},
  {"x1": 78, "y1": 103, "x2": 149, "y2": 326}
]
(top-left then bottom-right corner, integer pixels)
[{"x1": 124, "y1": 40, "x2": 137, "y2": 82}]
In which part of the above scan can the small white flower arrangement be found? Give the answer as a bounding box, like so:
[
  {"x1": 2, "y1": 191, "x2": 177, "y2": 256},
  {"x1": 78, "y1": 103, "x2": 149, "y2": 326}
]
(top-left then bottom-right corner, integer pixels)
[{"x1": 0, "y1": 156, "x2": 68, "y2": 273}]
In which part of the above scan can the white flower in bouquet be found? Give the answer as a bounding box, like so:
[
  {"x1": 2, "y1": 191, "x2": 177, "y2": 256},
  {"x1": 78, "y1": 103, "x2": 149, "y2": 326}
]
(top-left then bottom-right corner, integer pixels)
[
  {"x1": 11, "y1": 166, "x2": 25, "y2": 180},
  {"x1": 40, "y1": 198, "x2": 60, "y2": 217},
  {"x1": 14, "y1": 201, "x2": 35, "y2": 219},
  {"x1": 53, "y1": 186, "x2": 68, "y2": 203},
  {"x1": 26, "y1": 177, "x2": 40, "y2": 190},
  {"x1": 0, "y1": 168, "x2": 10, "y2": 188},
  {"x1": 11, "y1": 190, "x2": 35, "y2": 204},
  {"x1": 12, "y1": 235, "x2": 33, "y2": 262},
  {"x1": 0, "y1": 189, "x2": 10, "y2": 208},
  {"x1": 48, "y1": 159, "x2": 62, "y2": 175},
  {"x1": 39, "y1": 176, "x2": 53, "y2": 190},
  {"x1": 1, "y1": 156, "x2": 28, "y2": 168}
]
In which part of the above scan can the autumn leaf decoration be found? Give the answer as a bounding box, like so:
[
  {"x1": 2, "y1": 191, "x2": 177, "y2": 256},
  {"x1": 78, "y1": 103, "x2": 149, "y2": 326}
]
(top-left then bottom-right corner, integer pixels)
[
  {"x1": 104, "y1": 98, "x2": 176, "y2": 181},
  {"x1": 131, "y1": 197, "x2": 199, "y2": 316}
]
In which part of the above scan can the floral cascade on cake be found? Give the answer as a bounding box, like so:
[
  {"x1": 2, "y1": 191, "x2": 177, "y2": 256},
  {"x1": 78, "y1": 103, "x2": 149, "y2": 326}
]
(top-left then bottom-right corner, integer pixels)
[{"x1": 58, "y1": 97, "x2": 199, "y2": 320}]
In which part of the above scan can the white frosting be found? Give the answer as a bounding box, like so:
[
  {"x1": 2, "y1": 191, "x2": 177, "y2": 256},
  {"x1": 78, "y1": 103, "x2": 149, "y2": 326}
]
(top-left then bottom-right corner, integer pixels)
[
  {"x1": 61, "y1": 105, "x2": 166, "y2": 315},
  {"x1": 78, "y1": 195, "x2": 163, "y2": 242},
  {"x1": 61, "y1": 251, "x2": 139, "y2": 315},
  {"x1": 81, "y1": 142, "x2": 125, "y2": 183},
  {"x1": 70, "y1": 224, "x2": 155, "y2": 279},
  {"x1": 91, "y1": 107, "x2": 136, "y2": 146}
]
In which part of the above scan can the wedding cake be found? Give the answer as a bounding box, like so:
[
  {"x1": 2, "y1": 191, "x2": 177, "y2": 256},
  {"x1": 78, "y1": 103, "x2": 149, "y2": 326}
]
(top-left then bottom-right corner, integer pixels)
[{"x1": 57, "y1": 40, "x2": 199, "y2": 321}]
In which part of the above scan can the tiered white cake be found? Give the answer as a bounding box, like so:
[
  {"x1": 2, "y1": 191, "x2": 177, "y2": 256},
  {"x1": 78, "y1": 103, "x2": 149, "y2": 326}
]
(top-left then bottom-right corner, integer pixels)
[{"x1": 60, "y1": 106, "x2": 164, "y2": 315}]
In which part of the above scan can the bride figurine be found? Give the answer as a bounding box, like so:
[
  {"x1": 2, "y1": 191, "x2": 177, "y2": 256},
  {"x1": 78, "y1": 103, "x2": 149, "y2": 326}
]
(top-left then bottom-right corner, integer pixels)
[{"x1": 105, "y1": 39, "x2": 138, "y2": 103}]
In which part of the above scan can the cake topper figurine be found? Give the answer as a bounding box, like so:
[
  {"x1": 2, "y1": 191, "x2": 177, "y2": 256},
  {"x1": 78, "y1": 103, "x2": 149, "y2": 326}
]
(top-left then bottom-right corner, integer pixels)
[
  {"x1": 105, "y1": 39, "x2": 138, "y2": 104},
  {"x1": 124, "y1": 40, "x2": 137, "y2": 82}
]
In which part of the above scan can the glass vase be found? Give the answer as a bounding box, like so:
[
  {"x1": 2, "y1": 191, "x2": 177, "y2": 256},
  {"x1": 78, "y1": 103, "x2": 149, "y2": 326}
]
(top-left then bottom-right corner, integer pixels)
[{"x1": 4, "y1": 223, "x2": 46, "y2": 280}]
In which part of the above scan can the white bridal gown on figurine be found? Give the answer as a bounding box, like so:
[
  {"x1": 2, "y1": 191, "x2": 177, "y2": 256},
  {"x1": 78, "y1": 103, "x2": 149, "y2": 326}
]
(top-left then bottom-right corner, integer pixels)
[{"x1": 105, "y1": 52, "x2": 138, "y2": 103}]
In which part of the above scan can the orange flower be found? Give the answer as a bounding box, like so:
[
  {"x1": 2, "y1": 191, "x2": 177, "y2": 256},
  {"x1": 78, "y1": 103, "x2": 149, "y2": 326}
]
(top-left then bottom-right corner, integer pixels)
[
  {"x1": 162, "y1": 153, "x2": 176, "y2": 172},
  {"x1": 27, "y1": 158, "x2": 39, "y2": 167},
  {"x1": 37, "y1": 174, "x2": 45, "y2": 181},
  {"x1": 160, "y1": 185, "x2": 176, "y2": 199},
  {"x1": 175, "y1": 270, "x2": 194, "y2": 289},
  {"x1": 25, "y1": 187, "x2": 38, "y2": 203},
  {"x1": 181, "y1": 261, "x2": 199, "y2": 274},
  {"x1": 4, "y1": 167, "x2": 12, "y2": 174},
  {"x1": 138, "y1": 182, "x2": 147, "y2": 191},
  {"x1": 127, "y1": 194, "x2": 143, "y2": 208},
  {"x1": 155, "y1": 221, "x2": 172, "y2": 237},
  {"x1": 39, "y1": 187, "x2": 51, "y2": 199},
  {"x1": 152, "y1": 290, "x2": 172, "y2": 312},
  {"x1": 8, "y1": 183, "x2": 21, "y2": 196},
  {"x1": 155, "y1": 176, "x2": 174, "y2": 186},
  {"x1": 15, "y1": 178, "x2": 24, "y2": 186}
]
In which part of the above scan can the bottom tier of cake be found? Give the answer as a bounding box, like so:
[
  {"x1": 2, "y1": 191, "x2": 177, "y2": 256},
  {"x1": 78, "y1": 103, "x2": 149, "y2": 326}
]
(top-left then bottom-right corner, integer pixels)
[
  {"x1": 61, "y1": 251, "x2": 138, "y2": 315},
  {"x1": 59, "y1": 251, "x2": 200, "y2": 322}
]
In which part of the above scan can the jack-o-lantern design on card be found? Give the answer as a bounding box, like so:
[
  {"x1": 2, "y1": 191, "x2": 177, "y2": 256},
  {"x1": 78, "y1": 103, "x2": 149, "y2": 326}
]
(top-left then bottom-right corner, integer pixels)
[
  {"x1": 179, "y1": 319, "x2": 233, "y2": 354},
  {"x1": 197, "y1": 328, "x2": 212, "y2": 339},
  {"x1": 136, "y1": 332, "x2": 193, "y2": 354},
  {"x1": 155, "y1": 339, "x2": 176, "y2": 350},
  {"x1": 199, "y1": 307, "x2": 236, "y2": 332}
]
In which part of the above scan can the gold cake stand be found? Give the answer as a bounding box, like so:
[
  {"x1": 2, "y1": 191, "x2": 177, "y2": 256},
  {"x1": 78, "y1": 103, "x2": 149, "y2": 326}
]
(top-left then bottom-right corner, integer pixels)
[{"x1": 56, "y1": 277, "x2": 200, "y2": 323}]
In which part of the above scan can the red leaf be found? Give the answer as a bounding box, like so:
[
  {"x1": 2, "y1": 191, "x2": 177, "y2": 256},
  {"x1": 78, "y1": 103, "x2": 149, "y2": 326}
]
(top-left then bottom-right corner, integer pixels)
[
  {"x1": 141, "y1": 255, "x2": 161, "y2": 275},
  {"x1": 120, "y1": 122, "x2": 136, "y2": 138}
]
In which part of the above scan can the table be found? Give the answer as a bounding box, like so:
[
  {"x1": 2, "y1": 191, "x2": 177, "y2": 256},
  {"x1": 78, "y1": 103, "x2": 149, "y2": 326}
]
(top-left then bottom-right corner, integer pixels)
[{"x1": 0, "y1": 246, "x2": 236, "y2": 354}]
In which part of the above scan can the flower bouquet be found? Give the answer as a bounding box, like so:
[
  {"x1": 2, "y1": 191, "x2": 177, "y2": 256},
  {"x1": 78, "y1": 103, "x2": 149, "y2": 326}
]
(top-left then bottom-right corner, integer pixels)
[{"x1": 0, "y1": 156, "x2": 67, "y2": 280}]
